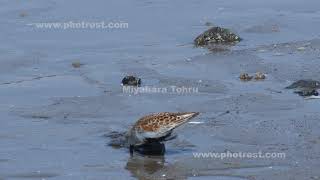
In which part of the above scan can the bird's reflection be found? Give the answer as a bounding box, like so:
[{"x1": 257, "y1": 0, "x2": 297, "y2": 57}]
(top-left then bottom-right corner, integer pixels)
[
  {"x1": 126, "y1": 141, "x2": 169, "y2": 180},
  {"x1": 125, "y1": 153, "x2": 166, "y2": 180},
  {"x1": 130, "y1": 142, "x2": 166, "y2": 156},
  {"x1": 105, "y1": 131, "x2": 191, "y2": 179}
]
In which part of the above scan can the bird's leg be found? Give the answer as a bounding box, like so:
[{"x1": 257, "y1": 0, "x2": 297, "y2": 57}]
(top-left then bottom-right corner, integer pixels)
[{"x1": 129, "y1": 145, "x2": 134, "y2": 155}]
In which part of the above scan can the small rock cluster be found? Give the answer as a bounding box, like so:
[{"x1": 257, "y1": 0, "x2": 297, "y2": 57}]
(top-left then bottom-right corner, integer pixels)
[
  {"x1": 194, "y1": 26, "x2": 241, "y2": 46},
  {"x1": 286, "y1": 80, "x2": 320, "y2": 97},
  {"x1": 121, "y1": 75, "x2": 141, "y2": 86},
  {"x1": 239, "y1": 72, "x2": 266, "y2": 81}
]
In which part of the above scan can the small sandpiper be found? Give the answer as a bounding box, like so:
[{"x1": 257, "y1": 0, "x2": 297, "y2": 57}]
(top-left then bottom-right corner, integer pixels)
[{"x1": 125, "y1": 112, "x2": 199, "y2": 154}]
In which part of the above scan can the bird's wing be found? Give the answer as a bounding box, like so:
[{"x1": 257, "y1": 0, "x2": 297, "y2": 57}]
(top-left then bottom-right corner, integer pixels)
[{"x1": 136, "y1": 112, "x2": 199, "y2": 139}]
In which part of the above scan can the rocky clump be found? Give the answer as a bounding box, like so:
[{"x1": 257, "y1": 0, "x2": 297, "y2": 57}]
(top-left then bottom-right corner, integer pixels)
[
  {"x1": 254, "y1": 72, "x2": 266, "y2": 80},
  {"x1": 285, "y1": 80, "x2": 320, "y2": 89},
  {"x1": 239, "y1": 73, "x2": 253, "y2": 81},
  {"x1": 121, "y1": 75, "x2": 141, "y2": 86},
  {"x1": 194, "y1": 26, "x2": 241, "y2": 46},
  {"x1": 286, "y1": 80, "x2": 320, "y2": 97},
  {"x1": 240, "y1": 72, "x2": 266, "y2": 81}
]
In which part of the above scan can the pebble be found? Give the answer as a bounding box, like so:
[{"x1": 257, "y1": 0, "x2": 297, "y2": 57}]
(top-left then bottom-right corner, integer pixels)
[
  {"x1": 19, "y1": 12, "x2": 28, "y2": 17},
  {"x1": 72, "y1": 62, "x2": 83, "y2": 68}
]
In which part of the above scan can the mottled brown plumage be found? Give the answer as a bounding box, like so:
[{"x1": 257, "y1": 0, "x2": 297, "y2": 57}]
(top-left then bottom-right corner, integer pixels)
[{"x1": 126, "y1": 112, "x2": 199, "y2": 146}]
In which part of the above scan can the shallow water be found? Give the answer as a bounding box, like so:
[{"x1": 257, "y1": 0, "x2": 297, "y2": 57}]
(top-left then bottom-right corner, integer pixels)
[{"x1": 1, "y1": 0, "x2": 320, "y2": 179}]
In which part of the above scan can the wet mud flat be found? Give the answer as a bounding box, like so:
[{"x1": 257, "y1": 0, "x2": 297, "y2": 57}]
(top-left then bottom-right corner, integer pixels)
[{"x1": 1, "y1": 0, "x2": 320, "y2": 179}]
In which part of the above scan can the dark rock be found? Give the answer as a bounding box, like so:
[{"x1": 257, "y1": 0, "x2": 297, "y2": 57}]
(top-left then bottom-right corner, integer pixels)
[
  {"x1": 121, "y1": 75, "x2": 141, "y2": 86},
  {"x1": 194, "y1": 26, "x2": 241, "y2": 46},
  {"x1": 286, "y1": 80, "x2": 320, "y2": 89}
]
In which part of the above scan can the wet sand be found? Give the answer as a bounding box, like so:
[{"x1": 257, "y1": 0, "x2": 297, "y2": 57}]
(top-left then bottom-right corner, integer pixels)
[{"x1": 1, "y1": 0, "x2": 320, "y2": 179}]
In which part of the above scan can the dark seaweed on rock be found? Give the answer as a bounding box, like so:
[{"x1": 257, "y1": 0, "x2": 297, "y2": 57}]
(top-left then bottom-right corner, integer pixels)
[{"x1": 194, "y1": 26, "x2": 241, "y2": 46}]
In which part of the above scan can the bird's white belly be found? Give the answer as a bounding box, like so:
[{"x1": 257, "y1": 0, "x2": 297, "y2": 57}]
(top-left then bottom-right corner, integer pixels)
[{"x1": 136, "y1": 130, "x2": 169, "y2": 141}]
